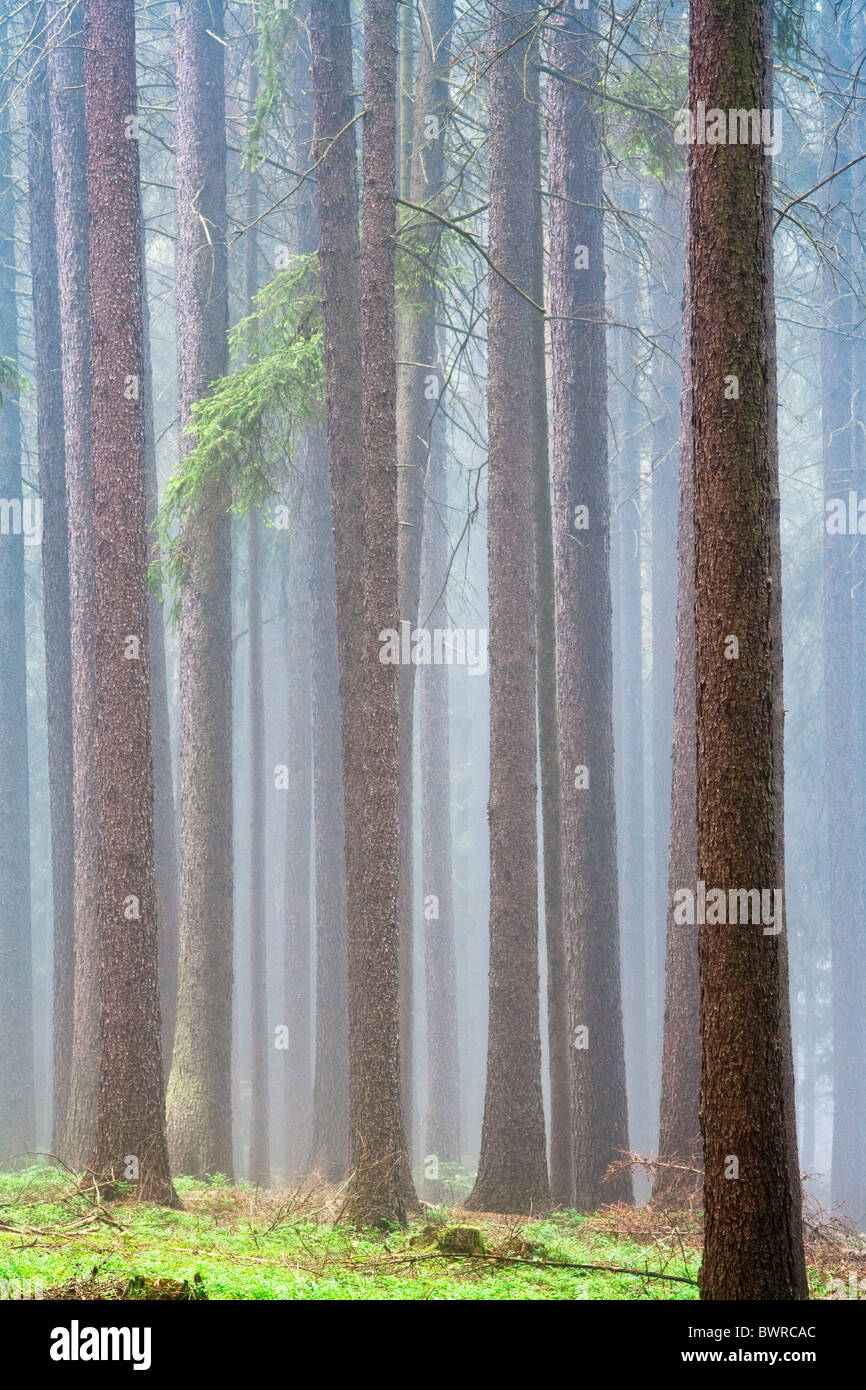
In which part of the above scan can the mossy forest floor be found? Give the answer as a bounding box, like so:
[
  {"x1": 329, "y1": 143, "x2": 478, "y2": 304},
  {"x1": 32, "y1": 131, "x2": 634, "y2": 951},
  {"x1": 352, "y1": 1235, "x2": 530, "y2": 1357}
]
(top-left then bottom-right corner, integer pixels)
[{"x1": 0, "y1": 1167, "x2": 861, "y2": 1301}]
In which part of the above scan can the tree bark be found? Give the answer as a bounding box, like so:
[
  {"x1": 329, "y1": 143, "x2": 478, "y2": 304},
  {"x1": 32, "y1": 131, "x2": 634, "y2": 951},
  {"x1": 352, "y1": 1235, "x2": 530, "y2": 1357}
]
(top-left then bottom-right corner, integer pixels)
[
  {"x1": 247, "y1": 509, "x2": 270, "y2": 1187},
  {"x1": 465, "y1": 0, "x2": 549, "y2": 1216},
  {"x1": 547, "y1": 0, "x2": 632, "y2": 1211},
  {"x1": 166, "y1": 0, "x2": 233, "y2": 1180},
  {"x1": 690, "y1": 0, "x2": 806, "y2": 1298},
  {"x1": 614, "y1": 269, "x2": 649, "y2": 1156},
  {"x1": 307, "y1": 425, "x2": 349, "y2": 1179},
  {"x1": 308, "y1": 0, "x2": 366, "y2": 1190},
  {"x1": 244, "y1": 64, "x2": 269, "y2": 1190},
  {"x1": 649, "y1": 182, "x2": 683, "y2": 1101},
  {"x1": 418, "y1": 474, "x2": 462, "y2": 1174},
  {"x1": 26, "y1": 0, "x2": 75, "y2": 1154},
  {"x1": 50, "y1": 0, "x2": 101, "y2": 1169},
  {"x1": 0, "y1": 17, "x2": 35, "y2": 1164},
  {"x1": 344, "y1": 0, "x2": 417, "y2": 1226},
  {"x1": 290, "y1": 7, "x2": 349, "y2": 1182},
  {"x1": 141, "y1": 248, "x2": 180, "y2": 1073},
  {"x1": 283, "y1": 497, "x2": 312, "y2": 1178},
  {"x1": 84, "y1": 0, "x2": 176, "y2": 1206},
  {"x1": 653, "y1": 216, "x2": 701, "y2": 1205},
  {"x1": 529, "y1": 49, "x2": 570, "y2": 1209}
]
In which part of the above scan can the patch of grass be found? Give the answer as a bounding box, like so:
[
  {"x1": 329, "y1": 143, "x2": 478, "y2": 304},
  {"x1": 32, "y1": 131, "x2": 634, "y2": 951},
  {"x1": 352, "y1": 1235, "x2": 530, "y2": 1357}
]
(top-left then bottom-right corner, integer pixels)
[{"x1": 0, "y1": 1167, "x2": 848, "y2": 1301}]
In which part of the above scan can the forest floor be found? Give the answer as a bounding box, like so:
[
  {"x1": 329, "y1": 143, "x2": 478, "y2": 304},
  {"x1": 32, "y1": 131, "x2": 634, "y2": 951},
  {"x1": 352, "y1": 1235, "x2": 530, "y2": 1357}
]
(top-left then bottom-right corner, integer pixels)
[{"x1": 0, "y1": 1167, "x2": 861, "y2": 1300}]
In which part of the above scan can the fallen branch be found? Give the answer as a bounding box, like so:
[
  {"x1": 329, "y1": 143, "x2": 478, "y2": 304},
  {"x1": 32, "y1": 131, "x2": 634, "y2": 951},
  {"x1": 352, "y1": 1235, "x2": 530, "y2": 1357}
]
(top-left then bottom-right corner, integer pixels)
[{"x1": 360, "y1": 1249, "x2": 697, "y2": 1286}]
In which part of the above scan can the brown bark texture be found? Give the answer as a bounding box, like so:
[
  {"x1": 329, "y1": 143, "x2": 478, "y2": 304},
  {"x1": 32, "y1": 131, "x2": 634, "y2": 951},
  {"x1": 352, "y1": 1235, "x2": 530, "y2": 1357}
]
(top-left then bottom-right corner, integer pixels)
[
  {"x1": 689, "y1": 0, "x2": 806, "y2": 1299},
  {"x1": 465, "y1": 0, "x2": 549, "y2": 1216},
  {"x1": 84, "y1": 0, "x2": 176, "y2": 1206},
  {"x1": 547, "y1": 0, "x2": 632, "y2": 1212},
  {"x1": 50, "y1": 0, "x2": 101, "y2": 1169},
  {"x1": 345, "y1": 0, "x2": 417, "y2": 1226}
]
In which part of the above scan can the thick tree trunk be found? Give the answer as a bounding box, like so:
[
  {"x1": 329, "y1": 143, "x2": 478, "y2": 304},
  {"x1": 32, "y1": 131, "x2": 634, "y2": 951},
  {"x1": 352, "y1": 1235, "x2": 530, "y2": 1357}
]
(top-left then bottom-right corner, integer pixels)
[
  {"x1": 690, "y1": 0, "x2": 806, "y2": 1299},
  {"x1": 0, "y1": 22, "x2": 35, "y2": 1163},
  {"x1": 26, "y1": 0, "x2": 75, "y2": 1153},
  {"x1": 465, "y1": 0, "x2": 549, "y2": 1216},
  {"x1": 344, "y1": 0, "x2": 417, "y2": 1226},
  {"x1": 50, "y1": 0, "x2": 101, "y2": 1169},
  {"x1": 547, "y1": 0, "x2": 632, "y2": 1211},
  {"x1": 309, "y1": 0, "x2": 367, "y2": 1191},
  {"x1": 84, "y1": 0, "x2": 176, "y2": 1206},
  {"x1": 166, "y1": 0, "x2": 233, "y2": 1179}
]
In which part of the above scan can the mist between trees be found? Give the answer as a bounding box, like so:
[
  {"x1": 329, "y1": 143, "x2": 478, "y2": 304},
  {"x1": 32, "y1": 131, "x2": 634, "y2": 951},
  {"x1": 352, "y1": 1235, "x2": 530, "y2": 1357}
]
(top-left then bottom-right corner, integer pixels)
[{"x1": 0, "y1": 0, "x2": 862, "y2": 1304}]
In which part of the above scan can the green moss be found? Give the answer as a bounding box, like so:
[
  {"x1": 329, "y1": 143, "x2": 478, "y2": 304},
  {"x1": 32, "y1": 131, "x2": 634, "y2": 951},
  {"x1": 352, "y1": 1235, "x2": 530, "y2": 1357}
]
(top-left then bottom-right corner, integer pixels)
[{"x1": 0, "y1": 1168, "x2": 836, "y2": 1301}]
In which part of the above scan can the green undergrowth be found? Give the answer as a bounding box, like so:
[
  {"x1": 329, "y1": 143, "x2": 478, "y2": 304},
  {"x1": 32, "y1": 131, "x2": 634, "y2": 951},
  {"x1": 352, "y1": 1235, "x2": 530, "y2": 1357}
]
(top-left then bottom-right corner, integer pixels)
[{"x1": 0, "y1": 1167, "x2": 842, "y2": 1301}]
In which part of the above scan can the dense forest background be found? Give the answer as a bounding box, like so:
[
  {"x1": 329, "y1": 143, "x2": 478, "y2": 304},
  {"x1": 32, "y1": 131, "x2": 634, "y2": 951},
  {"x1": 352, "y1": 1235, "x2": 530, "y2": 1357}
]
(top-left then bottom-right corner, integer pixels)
[{"x1": 0, "y1": 0, "x2": 864, "y2": 1305}]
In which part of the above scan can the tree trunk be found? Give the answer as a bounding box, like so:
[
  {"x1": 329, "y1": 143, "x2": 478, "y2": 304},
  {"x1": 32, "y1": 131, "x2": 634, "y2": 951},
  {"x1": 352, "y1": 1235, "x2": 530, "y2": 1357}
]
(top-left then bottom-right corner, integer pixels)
[
  {"x1": 614, "y1": 272, "x2": 649, "y2": 1157},
  {"x1": 294, "y1": 7, "x2": 349, "y2": 1182},
  {"x1": 166, "y1": 0, "x2": 233, "y2": 1180},
  {"x1": 0, "y1": 18, "x2": 35, "y2": 1163},
  {"x1": 84, "y1": 0, "x2": 176, "y2": 1206},
  {"x1": 689, "y1": 0, "x2": 806, "y2": 1298},
  {"x1": 245, "y1": 64, "x2": 269, "y2": 1190},
  {"x1": 547, "y1": 0, "x2": 632, "y2": 1211},
  {"x1": 394, "y1": 0, "x2": 418, "y2": 1159},
  {"x1": 394, "y1": 0, "x2": 461, "y2": 1184},
  {"x1": 529, "y1": 51, "x2": 570, "y2": 1209},
  {"x1": 26, "y1": 0, "x2": 75, "y2": 1154},
  {"x1": 653, "y1": 216, "x2": 701, "y2": 1205},
  {"x1": 465, "y1": 0, "x2": 549, "y2": 1216},
  {"x1": 283, "y1": 498, "x2": 312, "y2": 1178},
  {"x1": 50, "y1": 0, "x2": 101, "y2": 1169},
  {"x1": 649, "y1": 182, "x2": 683, "y2": 1100},
  {"x1": 141, "y1": 246, "x2": 180, "y2": 1073},
  {"x1": 309, "y1": 0, "x2": 367, "y2": 1191},
  {"x1": 418, "y1": 472, "x2": 461, "y2": 1174},
  {"x1": 345, "y1": 0, "x2": 417, "y2": 1226},
  {"x1": 307, "y1": 425, "x2": 349, "y2": 1180},
  {"x1": 247, "y1": 509, "x2": 270, "y2": 1187}
]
